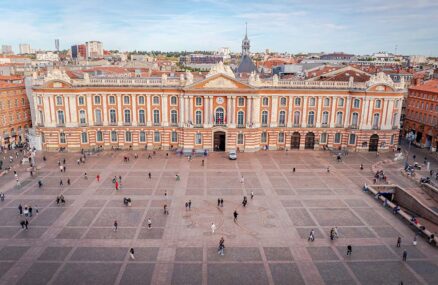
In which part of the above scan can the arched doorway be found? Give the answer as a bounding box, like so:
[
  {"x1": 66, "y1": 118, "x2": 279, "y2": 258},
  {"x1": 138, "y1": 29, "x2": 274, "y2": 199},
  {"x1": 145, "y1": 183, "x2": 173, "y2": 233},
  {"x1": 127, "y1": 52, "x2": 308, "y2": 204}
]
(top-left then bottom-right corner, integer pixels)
[
  {"x1": 369, "y1": 134, "x2": 379, "y2": 151},
  {"x1": 291, "y1": 132, "x2": 300, "y2": 149},
  {"x1": 214, "y1": 131, "x2": 226, "y2": 151},
  {"x1": 305, "y1": 132, "x2": 315, "y2": 149}
]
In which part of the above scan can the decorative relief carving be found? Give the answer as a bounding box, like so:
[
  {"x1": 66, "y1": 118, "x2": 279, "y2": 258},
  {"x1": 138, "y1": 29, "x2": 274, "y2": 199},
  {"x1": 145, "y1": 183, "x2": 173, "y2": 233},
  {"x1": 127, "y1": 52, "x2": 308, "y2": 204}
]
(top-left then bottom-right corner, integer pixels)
[
  {"x1": 204, "y1": 77, "x2": 238, "y2": 89},
  {"x1": 44, "y1": 69, "x2": 72, "y2": 84},
  {"x1": 367, "y1": 72, "x2": 394, "y2": 88}
]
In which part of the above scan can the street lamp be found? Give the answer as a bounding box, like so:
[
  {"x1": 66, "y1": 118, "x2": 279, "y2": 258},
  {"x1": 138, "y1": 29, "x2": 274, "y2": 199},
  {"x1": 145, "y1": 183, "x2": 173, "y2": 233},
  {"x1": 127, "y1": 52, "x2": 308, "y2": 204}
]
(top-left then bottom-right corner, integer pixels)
[{"x1": 405, "y1": 131, "x2": 416, "y2": 167}]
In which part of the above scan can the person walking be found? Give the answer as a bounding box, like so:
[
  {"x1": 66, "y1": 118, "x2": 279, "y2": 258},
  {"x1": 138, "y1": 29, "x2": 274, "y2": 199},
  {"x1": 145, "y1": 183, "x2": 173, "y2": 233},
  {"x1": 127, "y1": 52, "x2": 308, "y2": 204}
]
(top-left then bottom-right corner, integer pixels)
[
  {"x1": 217, "y1": 198, "x2": 220, "y2": 207},
  {"x1": 188, "y1": 200, "x2": 192, "y2": 210},
  {"x1": 218, "y1": 237, "x2": 225, "y2": 256},
  {"x1": 148, "y1": 172, "x2": 151, "y2": 179},
  {"x1": 18, "y1": 204, "x2": 23, "y2": 215},
  {"x1": 147, "y1": 218, "x2": 152, "y2": 229},
  {"x1": 233, "y1": 210, "x2": 238, "y2": 222},
  {"x1": 113, "y1": 220, "x2": 118, "y2": 232},
  {"x1": 84, "y1": 172, "x2": 88, "y2": 179},
  {"x1": 202, "y1": 160, "x2": 204, "y2": 166},
  {"x1": 60, "y1": 165, "x2": 63, "y2": 172},
  {"x1": 211, "y1": 223, "x2": 216, "y2": 234},
  {"x1": 20, "y1": 220, "x2": 25, "y2": 229},
  {"x1": 327, "y1": 166, "x2": 330, "y2": 173},
  {"x1": 250, "y1": 192, "x2": 254, "y2": 199},
  {"x1": 0, "y1": 192, "x2": 4, "y2": 201},
  {"x1": 347, "y1": 245, "x2": 352, "y2": 256},
  {"x1": 96, "y1": 174, "x2": 100, "y2": 182},
  {"x1": 292, "y1": 167, "x2": 296, "y2": 173},
  {"x1": 308, "y1": 229, "x2": 315, "y2": 242},
  {"x1": 402, "y1": 249, "x2": 407, "y2": 261},
  {"x1": 60, "y1": 179, "x2": 63, "y2": 186},
  {"x1": 185, "y1": 202, "x2": 188, "y2": 211},
  {"x1": 129, "y1": 248, "x2": 135, "y2": 260},
  {"x1": 240, "y1": 176, "x2": 245, "y2": 184},
  {"x1": 176, "y1": 174, "x2": 180, "y2": 181},
  {"x1": 397, "y1": 237, "x2": 402, "y2": 248},
  {"x1": 413, "y1": 235, "x2": 417, "y2": 246},
  {"x1": 29, "y1": 206, "x2": 33, "y2": 217},
  {"x1": 115, "y1": 181, "x2": 119, "y2": 191},
  {"x1": 24, "y1": 219, "x2": 29, "y2": 230},
  {"x1": 220, "y1": 199, "x2": 224, "y2": 207},
  {"x1": 163, "y1": 204, "x2": 168, "y2": 215},
  {"x1": 67, "y1": 178, "x2": 70, "y2": 185}
]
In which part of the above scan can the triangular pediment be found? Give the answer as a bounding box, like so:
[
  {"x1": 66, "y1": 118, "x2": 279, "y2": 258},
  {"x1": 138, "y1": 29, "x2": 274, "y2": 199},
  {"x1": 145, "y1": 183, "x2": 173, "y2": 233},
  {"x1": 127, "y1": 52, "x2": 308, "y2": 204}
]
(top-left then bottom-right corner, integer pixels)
[{"x1": 187, "y1": 74, "x2": 252, "y2": 90}]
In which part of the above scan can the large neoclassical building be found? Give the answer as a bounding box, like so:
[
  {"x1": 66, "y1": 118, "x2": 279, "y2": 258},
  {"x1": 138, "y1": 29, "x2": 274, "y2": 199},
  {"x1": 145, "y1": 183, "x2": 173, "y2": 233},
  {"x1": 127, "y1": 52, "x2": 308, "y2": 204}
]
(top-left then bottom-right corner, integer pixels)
[{"x1": 31, "y1": 63, "x2": 404, "y2": 152}]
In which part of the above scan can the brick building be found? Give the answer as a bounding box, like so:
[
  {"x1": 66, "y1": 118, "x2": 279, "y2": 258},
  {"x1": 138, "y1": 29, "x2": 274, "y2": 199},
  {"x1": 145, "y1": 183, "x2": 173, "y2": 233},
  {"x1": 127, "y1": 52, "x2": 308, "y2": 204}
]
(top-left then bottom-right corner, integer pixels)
[
  {"x1": 404, "y1": 79, "x2": 438, "y2": 151},
  {"x1": 0, "y1": 76, "x2": 32, "y2": 148}
]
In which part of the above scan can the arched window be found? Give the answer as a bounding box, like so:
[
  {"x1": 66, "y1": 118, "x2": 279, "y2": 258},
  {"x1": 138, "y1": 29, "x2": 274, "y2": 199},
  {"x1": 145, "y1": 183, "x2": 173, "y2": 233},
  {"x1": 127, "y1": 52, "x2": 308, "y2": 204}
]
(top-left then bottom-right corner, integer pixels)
[
  {"x1": 324, "y1": 98, "x2": 330, "y2": 106},
  {"x1": 124, "y1": 109, "x2": 131, "y2": 124},
  {"x1": 375, "y1": 99, "x2": 382, "y2": 108},
  {"x1": 171, "y1": 110, "x2": 178, "y2": 125},
  {"x1": 96, "y1": 131, "x2": 103, "y2": 142},
  {"x1": 111, "y1": 131, "x2": 117, "y2": 142},
  {"x1": 170, "y1": 96, "x2": 177, "y2": 105},
  {"x1": 338, "y1": 98, "x2": 344, "y2": 107},
  {"x1": 57, "y1": 110, "x2": 65, "y2": 125},
  {"x1": 56, "y1": 96, "x2": 63, "y2": 106},
  {"x1": 195, "y1": 110, "x2": 202, "y2": 125},
  {"x1": 353, "y1": 99, "x2": 360, "y2": 108},
  {"x1": 373, "y1": 113, "x2": 380, "y2": 129},
  {"x1": 309, "y1": 97, "x2": 316, "y2": 107},
  {"x1": 279, "y1": 111, "x2": 286, "y2": 126},
  {"x1": 280, "y1": 97, "x2": 287, "y2": 106},
  {"x1": 108, "y1": 96, "x2": 115, "y2": 105},
  {"x1": 154, "y1": 131, "x2": 160, "y2": 142},
  {"x1": 351, "y1": 112, "x2": 359, "y2": 127},
  {"x1": 153, "y1": 96, "x2": 160, "y2": 105},
  {"x1": 307, "y1": 111, "x2": 315, "y2": 126},
  {"x1": 153, "y1": 110, "x2": 160, "y2": 124},
  {"x1": 125, "y1": 131, "x2": 132, "y2": 142},
  {"x1": 79, "y1": 110, "x2": 86, "y2": 124},
  {"x1": 320, "y1": 133, "x2": 327, "y2": 144},
  {"x1": 237, "y1": 111, "x2": 245, "y2": 126},
  {"x1": 94, "y1": 109, "x2": 102, "y2": 124},
  {"x1": 334, "y1": 133, "x2": 342, "y2": 144},
  {"x1": 293, "y1": 111, "x2": 300, "y2": 126},
  {"x1": 238, "y1": 97, "x2": 245, "y2": 107},
  {"x1": 59, "y1": 132, "x2": 66, "y2": 144},
  {"x1": 215, "y1": 107, "x2": 224, "y2": 125},
  {"x1": 78, "y1": 96, "x2": 85, "y2": 105},
  {"x1": 138, "y1": 96, "x2": 145, "y2": 105},
  {"x1": 139, "y1": 110, "x2": 145, "y2": 124},
  {"x1": 123, "y1": 96, "x2": 130, "y2": 105},
  {"x1": 336, "y1": 112, "x2": 343, "y2": 126},
  {"x1": 109, "y1": 109, "x2": 116, "y2": 124},
  {"x1": 261, "y1": 111, "x2": 268, "y2": 126},
  {"x1": 322, "y1": 111, "x2": 329, "y2": 125},
  {"x1": 94, "y1": 95, "x2": 101, "y2": 105},
  {"x1": 262, "y1": 97, "x2": 269, "y2": 106},
  {"x1": 171, "y1": 131, "x2": 178, "y2": 143}
]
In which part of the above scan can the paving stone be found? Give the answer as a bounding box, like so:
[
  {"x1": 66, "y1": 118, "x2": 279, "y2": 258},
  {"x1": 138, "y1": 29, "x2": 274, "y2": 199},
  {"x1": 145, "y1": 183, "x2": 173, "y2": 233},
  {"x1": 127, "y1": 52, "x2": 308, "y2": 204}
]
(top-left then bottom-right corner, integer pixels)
[
  {"x1": 15, "y1": 227, "x2": 48, "y2": 239},
  {"x1": 336, "y1": 245, "x2": 396, "y2": 260},
  {"x1": 38, "y1": 247, "x2": 73, "y2": 261},
  {"x1": 138, "y1": 228, "x2": 164, "y2": 239},
  {"x1": 263, "y1": 247, "x2": 294, "y2": 261},
  {"x1": 93, "y1": 208, "x2": 145, "y2": 227},
  {"x1": 84, "y1": 228, "x2": 137, "y2": 239},
  {"x1": 53, "y1": 263, "x2": 122, "y2": 285},
  {"x1": 307, "y1": 246, "x2": 339, "y2": 260},
  {"x1": 0, "y1": 262, "x2": 14, "y2": 278},
  {"x1": 70, "y1": 247, "x2": 127, "y2": 261},
  {"x1": 0, "y1": 246, "x2": 29, "y2": 260},
  {"x1": 171, "y1": 263, "x2": 202, "y2": 285},
  {"x1": 175, "y1": 247, "x2": 203, "y2": 261},
  {"x1": 127, "y1": 247, "x2": 159, "y2": 261},
  {"x1": 315, "y1": 262, "x2": 356, "y2": 285},
  {"x1": 17, "y1": 262, "x2": 61, "y2": 285},
  {"x1": 208, "y1": 263, "x2": 268, "y2": 285},
  {"x1": 407, "y1": 260, "x2": 438, "y2": 284},
  {"x1": 119, "y1": 263, "x2": 155, "y2": 285},
  {"x1": 0, "y1": 227, "x2": 19, "y2": 238},
  {"x1": 286, "y1": 208, "x2": 316, "y2": 226},
  {"x1": 67, "y1": 209, "x2": 100, "y2": 226},
  {"x1": 207, "y1": 247, "x2": 261, "y2": 262},
  {"x1": 310, "y1": 208, "x2": 364, "y2": 226},
  {"x1": 30, "y1": 208, "x2": 65, "y2": 226},
  {"x1": 269, "y1": 263, "x2": 305, "y2": 285},
  {"x1": 56, "y1": 227, "x2": 86, "y2": 239}
]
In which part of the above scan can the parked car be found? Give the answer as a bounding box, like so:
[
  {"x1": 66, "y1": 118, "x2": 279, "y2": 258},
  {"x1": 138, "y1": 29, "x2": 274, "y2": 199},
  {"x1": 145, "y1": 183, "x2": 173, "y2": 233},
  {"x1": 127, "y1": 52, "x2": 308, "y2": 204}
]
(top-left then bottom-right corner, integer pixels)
[{"x1": 228, "y1": 150, "x2": 237, "y2": 160}]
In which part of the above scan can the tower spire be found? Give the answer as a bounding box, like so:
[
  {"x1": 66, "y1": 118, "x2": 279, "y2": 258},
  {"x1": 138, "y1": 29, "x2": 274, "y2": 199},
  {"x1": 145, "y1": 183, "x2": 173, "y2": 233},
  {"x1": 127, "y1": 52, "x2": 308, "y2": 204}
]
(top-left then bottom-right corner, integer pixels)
[{"x1": 245, "y1": 22, "x2": 248, "y2": 37}]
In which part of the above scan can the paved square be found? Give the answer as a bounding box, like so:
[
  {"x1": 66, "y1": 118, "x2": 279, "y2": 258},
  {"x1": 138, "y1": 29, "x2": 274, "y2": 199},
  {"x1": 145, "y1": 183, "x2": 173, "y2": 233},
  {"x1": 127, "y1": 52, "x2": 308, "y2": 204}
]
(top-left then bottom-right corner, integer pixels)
[{"x1": 0, "y1": 150, "x2": 437, "y2": 284}]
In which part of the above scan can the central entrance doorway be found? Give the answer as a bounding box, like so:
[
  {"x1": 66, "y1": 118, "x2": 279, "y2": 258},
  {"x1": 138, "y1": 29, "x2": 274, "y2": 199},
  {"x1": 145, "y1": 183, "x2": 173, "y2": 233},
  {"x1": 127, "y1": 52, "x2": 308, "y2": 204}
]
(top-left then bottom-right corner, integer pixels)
[
  {"x1": 214, "y1": 131, "x2": 226, "y2": 151},
  {"x1": 369, "y1": 134, "x2": 379, "y2": 151},
  {"x1": 305, "y1": 132, "x2": 315, "y2": 149},
  {"x1": 291, "y1": 132, "x2": 300, "y2": 149}
]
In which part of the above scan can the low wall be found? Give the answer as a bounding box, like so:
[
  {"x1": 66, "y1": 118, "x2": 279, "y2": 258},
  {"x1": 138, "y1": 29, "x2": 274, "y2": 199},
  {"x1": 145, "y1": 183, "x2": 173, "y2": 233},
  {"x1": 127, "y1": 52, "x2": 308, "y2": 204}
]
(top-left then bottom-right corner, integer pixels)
[
  {"x1": 394, "y1": 187, "x2": 438, "y2": 225},
  {"x1": 421, "y1": 183, "x2": 438, "y2": 204}
]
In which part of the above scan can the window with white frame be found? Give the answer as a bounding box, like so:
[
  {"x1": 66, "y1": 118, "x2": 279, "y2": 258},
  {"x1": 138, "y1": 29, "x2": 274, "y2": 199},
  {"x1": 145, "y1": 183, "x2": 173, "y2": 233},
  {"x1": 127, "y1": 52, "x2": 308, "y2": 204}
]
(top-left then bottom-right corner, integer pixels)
[
  {"x1": 237, "y1": 111, "x2": 245, "y2": 126},
  {"x1": 238, "y1": 97, "x2": 245, "y2": 107},
  {"x1": 170, "y1": 96, "x2": 177, "y2": 105},
  {"x1": 60, "y1": 132, "x2": 66, "y2": 144},
  {"x1": 124, "y1": 109, "x2": 131, "y2": 124},
  {"x1": 373, "y1": 113, "x2": 380, "y2": 128},
  {"x1": 334, "y1": 133, "x2": 342, "y2": 144},
  {"x1": 196, "y1": 97, "x2": 202, "y2": 106},
  {"x1": 153, "y1": 110, "x2": 160, "y2": 124},
  {"x1": 309, "y1": 97, "x2": 316, "y2": 107},
  {"x1": 94, "y1": 96, "x2": 101, "y2": 105},
  {"x1": 195, "y1": 110, "x2": 202, "y2": 125},
  {"x1": 125, "y1": 131, "x2": 132, "y2": 142},
  {"x1": 139, "y1": 110, "x2": 146, "y2": 124},
  {"x1": 56, "y1": 96, "x2": 63, "y2": 106},
  {"x1": 261, "y1": 132, "x2": 267, "y2": 143},
  {"x1": 375, "y1": 99, "x2": 382, "y2": 108},
  {"x1": 111, "y1": 131, "x2": 117, "y2": 142},
  {"x1": 278, "y1": 111, "x2": 286, "y2": 125},
  {"x1": 262, "y1": 97, "x2": 269, "y2": 106},
  {"x1": 154, "y1": 131, "x2": 160, "y2": 142},
  {"x1": 109, "y1": 96, "x2": 116, "y2": 105},
  {"x1": 261, "y1": 111, "x2": 268, "y2": 125},
  {"x1": 336, "y1": 112, "x2": 343, "y2": 126},
  {"x1": 338, "y1": 98, "x2": 344, "y2": 107},
  {"x1": 123, "y1": 96, "x2": 130, "y2": 105},
  {"x1": 110, "y1": 109, "x2": 116, "y2": 124},
  {"x1": 353, "y1": 99, "x2": 360, "y2": 108},
  {"x1": 171, "y1": 131, "x2": 178, "y2": 143},
  {"x1": 138, "y1": 96, "x2": 145, "y2": 105},
  {"x1": 139, "y1": 131, "x2": 146, "y2": 142},
  {"x1": 81, "y1": 132, "x2": 88, "y2": 143},
  {"x1": 171, "y1": 110, "x2": 178, "y2": 124},
  {"x1": 237, "y1": 133, "x2": 244, "y2": 144},
  {"x1": 393, "y1": 113, "x2": 398, "y2": 127},
  {"x1": 79, "y1": 110, "x2": 86, "y2": 124},
  {"x1": 195, "y1": 133, "x2": 202, "y2": 144},
  {"x1": 153, "y1": 96, "x2": 160, "y2": 105},
  {"x1": 324, "y1": 98, "x2": 330, "y2": 107},
  {"x1": 278, "y1": 132, "x2": 285, "y2": 143},
  {"x1": 57, "y1": 110, "x2": 65, "y2": 125},
  {"x1": 320, "y1": 133, "x2": 327, "y2": 144},
  {"x1": 96, "y1": 131, "x2": 103, "y2": 142},
  {"x1": 95, "y1": 109, "x2": 102, "y2": 124},
  {"x1": 322, "y1": 111, "x2": 329, "y2": 125},
  {"x1": 390, "y1": 134, "x2": 395, "y2": 145},
  {"x1": 294, "y1": 97, "x2": 301, "y2": 106},
  {"x1": 307, "y1": 111, "x2": 315, "y2": 125},
  {"x1": 348, "y1": 134, "x2": 356, "y2": 145},
  {"x1": 78, "y1": 96, "x2": 85, "y2": 105},
  {"x1": 293, "y1": 111, "x2": 300, "y2": 125},
  {"x1": 280, "y1": 97, "x2": 287, "y2": 106}
]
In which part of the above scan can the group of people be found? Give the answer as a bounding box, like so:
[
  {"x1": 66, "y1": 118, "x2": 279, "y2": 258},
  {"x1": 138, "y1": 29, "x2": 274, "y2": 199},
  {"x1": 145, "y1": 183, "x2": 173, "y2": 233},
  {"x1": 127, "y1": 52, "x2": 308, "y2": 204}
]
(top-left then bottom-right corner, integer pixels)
[
  {"x1": 373, "y1": 170, "x2": 387, "y2": 184},
  {"x1": 18, "y1": 203, "x2": 37, "y2": 230},
  {"x1": 56, "y1": 195, "x2": 66, "y2": 205}
]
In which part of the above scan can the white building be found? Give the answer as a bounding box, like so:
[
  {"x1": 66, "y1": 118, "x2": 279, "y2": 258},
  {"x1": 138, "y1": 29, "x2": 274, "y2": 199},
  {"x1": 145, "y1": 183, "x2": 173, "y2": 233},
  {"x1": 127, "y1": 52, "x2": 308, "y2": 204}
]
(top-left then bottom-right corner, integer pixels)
[
  {"x1": 36, "y1": 52, "x2": 59, "y2": 62},
  {"x1": 86, "y1": 41, "x2": 103, "y2": 59},
  {"x1": 19, "y1": 44, "x2": 32, "y2": 54},
  {"x1": 1, "y1": 45, "x2": 13, "y2": 54}
]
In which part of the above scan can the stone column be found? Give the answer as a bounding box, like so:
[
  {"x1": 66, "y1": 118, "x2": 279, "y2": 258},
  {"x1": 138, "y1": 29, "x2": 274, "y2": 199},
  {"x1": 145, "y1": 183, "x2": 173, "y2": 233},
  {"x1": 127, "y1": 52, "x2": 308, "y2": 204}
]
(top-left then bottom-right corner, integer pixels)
[
  {"x1": 86, "y1": 94, "x2": 93, "y2": 125},
  {"x1": 146, "y1": 95, "x2": 152, "y2": 126},
  {"x1": 117, "y1": 94, "x2": 123, "y2": 126},
  {"x1": 227, "y1": 95, "x2": 232, "y2": 126},
  {"x1": 252, "y1": 96, "x2": 261, "y2": 127},
  {"x1": 188, "y1": 95, "x2": 193, "y2": 123},
  {"x1": 247, "y1": 96, "x2": 252, "y2": 125},
  {"x1": 102, "y1": 94, "x2": 108, "y2": 125},
  {"x1": 383, "y1": 99, "x2": 394, "y2": 129},
  {"x1": 132, "y1": 94, "x2": 137, "y2": 125},
  {"x1": 287, "y1": 96, "x2": 293, "y2": 127},
  {"x1": 161, "y1": 94, "x2": 168, "y2": 126},
  {"x1": 344, "y1": 97, "x2": 352, "y2": 128},
  {"x1": 179, "y1": 95, "x2": 185, "y2": 127},
  {"x1": 316, "y1": 96, "x2": 322, "y2": 128},
  {"x1": 367, "y1": 99, "x2": 374, "y2": 129},
  {"x1": 329, "y1": 98, "x2": 336, "y2": 128},
  {"x1": 64, "y1": 95, "x2": 71, "y2": 126},
  {"x1": 204, "y1": 96, "x2": 209, "y2": 126},
  {"x1": 209, "y1": 96, "x2": 214, "y2": 124},
  {"x1": 184, "y1": 97, "x2": 190, "y2": 124},
  {"x1": 301, "y1": 97, "x2": 308, "y2": 128},
  {"x1": 270, "y1": 96, "x2": 278, "y2": 127}
]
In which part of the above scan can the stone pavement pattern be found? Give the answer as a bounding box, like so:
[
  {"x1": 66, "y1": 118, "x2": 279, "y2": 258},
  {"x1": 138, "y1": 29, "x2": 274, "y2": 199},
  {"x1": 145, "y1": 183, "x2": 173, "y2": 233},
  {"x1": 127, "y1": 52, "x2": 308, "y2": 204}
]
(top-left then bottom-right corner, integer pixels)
[{"x1": 0, "y1": 150, "x2": 437, "y2": 285}]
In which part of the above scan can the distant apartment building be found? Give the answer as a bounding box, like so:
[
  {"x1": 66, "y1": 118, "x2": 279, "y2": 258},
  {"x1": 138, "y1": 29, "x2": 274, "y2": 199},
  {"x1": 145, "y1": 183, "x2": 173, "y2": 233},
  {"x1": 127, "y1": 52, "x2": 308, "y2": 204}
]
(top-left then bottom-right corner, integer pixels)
[
  {"x1": 71, "y1": 44, "x2": 87, "y2": 59},
  {"x1": 36, "y1": 52, "x2": 59, "y2": 62},
  {"x1": 404, "y1": 79, "x2": 438, "y2": 151},
  {"x1": 1, "y1": 45, "x2": 13, "y2": 54},
  {"x1": 130, "y1": 54, "x2": 154, "y2": 62},
  {"x1": 0, "y1": 76, "x2": 32, "y2": 147},
  {"x1": 19, "y1": 44, "x2": 31, "y2": 54},
  {"x1": 55, "y1": 39, "x2": 60, "y2": 51},
  {"x1": 179, "y1": 54, "x2": 224, "y2": 65},
  {"x1": 85, "y1": 41, "x2": 103, "y2": 59},
  {"x1": 320, "y1": 52, "x2": 355, "y2": 61}
]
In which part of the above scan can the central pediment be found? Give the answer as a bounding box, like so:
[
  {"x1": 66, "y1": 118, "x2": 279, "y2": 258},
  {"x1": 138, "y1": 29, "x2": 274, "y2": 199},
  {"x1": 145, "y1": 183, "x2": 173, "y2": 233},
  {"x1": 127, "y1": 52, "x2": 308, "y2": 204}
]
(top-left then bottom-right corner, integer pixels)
[{"x1": 187, "y1": 74, "x2": 252, "y2": 90}]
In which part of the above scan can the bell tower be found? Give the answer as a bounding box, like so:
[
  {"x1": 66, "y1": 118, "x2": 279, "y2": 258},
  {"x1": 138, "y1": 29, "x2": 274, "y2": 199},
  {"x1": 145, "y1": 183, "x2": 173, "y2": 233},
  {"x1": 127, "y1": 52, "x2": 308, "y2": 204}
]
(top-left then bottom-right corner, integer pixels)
[{"x1": 241, "y1": 22, "x2": 250, "y2": 56}]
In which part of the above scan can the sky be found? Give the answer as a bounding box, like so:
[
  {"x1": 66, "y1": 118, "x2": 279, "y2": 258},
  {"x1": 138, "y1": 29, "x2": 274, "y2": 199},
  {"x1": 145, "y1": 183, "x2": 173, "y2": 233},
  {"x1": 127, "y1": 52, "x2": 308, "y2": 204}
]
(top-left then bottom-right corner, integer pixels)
[{"x1": 0, "y1": 0, "x2": 437, "y2": 56}]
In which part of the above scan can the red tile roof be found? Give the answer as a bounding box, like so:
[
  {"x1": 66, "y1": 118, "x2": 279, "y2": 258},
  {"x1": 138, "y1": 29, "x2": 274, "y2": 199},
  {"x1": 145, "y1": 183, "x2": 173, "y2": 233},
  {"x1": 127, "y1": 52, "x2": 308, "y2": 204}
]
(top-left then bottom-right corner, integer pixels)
[{"x1": 409, "y1": 79, "x2": 438, "y2": 93}]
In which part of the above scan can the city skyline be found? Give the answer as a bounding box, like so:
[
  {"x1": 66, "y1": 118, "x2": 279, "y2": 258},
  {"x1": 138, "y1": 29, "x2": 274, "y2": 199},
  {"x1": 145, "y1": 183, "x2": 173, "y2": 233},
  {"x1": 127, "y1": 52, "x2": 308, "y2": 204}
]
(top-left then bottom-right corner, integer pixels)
[{"x1": 0, "y1": 0, "x2": 438, "y2": 56}]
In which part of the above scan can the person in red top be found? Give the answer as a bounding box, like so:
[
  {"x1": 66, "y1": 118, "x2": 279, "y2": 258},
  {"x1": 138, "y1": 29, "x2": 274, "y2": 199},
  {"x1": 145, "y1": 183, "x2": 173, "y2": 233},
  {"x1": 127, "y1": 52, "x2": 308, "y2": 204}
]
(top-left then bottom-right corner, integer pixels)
[
  {"x1": 96, "y1": 174, "x2": 100, "y2": 182},
  {"x1": 115, "y1": 181, "x2": 119, "y2": 190}
]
